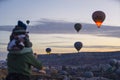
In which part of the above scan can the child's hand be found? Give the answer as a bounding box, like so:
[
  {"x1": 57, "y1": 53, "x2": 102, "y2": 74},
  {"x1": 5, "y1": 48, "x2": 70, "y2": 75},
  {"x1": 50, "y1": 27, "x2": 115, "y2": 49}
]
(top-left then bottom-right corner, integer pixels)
[
  {"x1": 42, "y1": 67, "x2": 46, "y2": 70},
  {"x1": 19, "y1": 38, "x2": 25, "y2": 42},
  {"x1": 39, "y1": 70, "x2": 46, "y2": 74}
]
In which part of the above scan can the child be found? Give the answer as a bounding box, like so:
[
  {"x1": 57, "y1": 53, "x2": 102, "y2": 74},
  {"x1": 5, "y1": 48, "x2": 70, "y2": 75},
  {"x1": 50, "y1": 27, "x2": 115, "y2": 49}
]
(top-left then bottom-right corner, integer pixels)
[
  {"x1": 7, "y1": 31, "x2": 28, "y2": 51},
  {"x1": 7, "y1": 21, "x2": 31, "y2": 51}
]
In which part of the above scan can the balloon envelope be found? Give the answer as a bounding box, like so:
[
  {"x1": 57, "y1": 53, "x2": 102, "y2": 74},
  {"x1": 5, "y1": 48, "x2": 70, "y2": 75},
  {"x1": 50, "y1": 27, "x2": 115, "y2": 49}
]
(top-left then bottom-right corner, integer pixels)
[
  {"x1": 74, "y1": 23, "x2": 82, "y2": 32},
  {"x1": 26, "y1": 20, "x2": 30, "y2": 24},
  {"x1": 84, "y1": 71, "x2": 94, "y2": 78},
  {"x1": 92, "y1": 11, "x2": 106, "y2": 28},
  {"x1": 109, "y1": 59, "x2": 117, "y2": 66},
  {"x1": 74, "y1": 42, "x2": 83, "y2": 52},
  {"x1": 46, "y1": 48, "x2": 51, "y2": 54}
]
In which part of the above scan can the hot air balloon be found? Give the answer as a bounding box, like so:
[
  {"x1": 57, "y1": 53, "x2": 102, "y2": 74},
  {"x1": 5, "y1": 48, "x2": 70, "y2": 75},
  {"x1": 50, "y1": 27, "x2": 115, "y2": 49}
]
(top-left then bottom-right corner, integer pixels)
[
  {"x1": 109, "y1": 59, "x2": 117, "y2": 66},
  {"x1": 74, "y1": 42, "x2": 83, "y2": 53},
  {"x1": 26, "y1": 20, "x2": 30, "y2": 24},
  {"x1": 74, "y1": 23, "x2": 82, "y2": 32},
  {"x1": 46, "y1": 48, "x2": 51, "y2": 54},
  {"x1": 83, "y1": 71, "x2": 94, "y2": 78},
  {"x1": 92, "y1": 11, "x2": 106, "y2": 28}
]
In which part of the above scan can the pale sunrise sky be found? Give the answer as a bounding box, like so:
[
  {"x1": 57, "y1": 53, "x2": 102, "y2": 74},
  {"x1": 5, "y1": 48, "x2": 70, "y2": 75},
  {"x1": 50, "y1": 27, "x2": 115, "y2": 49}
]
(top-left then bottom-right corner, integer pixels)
[
  {"x1": 0, "y1": 0, "x2": 120, "y2": 54},
  {"x1": 0, "y1": 0, "x2": 120, "y2": 26}
]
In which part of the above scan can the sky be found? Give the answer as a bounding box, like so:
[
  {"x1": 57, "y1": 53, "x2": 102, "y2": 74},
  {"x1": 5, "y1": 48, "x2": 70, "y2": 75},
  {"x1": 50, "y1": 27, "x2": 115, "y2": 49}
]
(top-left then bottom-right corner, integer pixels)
[
  {"x1": 0, "y1": 0, "x2": 120, "y2": 26},
  {"x1": 0, "y1": 0, "x2": 120, "y2": 55}
]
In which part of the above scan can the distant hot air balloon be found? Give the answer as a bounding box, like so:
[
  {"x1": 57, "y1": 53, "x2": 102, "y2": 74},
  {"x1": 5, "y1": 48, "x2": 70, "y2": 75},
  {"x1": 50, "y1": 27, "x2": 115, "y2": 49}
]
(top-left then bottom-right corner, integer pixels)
[
  {"x1": 83, "y1": 71, "x2": 94, "y2": 78},
  {"x1": 92, "y1": 11, "x2": 106, "y2": 28},
  {"x1": 109, "y1": 59, "x2": 117, "y2": 66},
  {"x1": 74, "y1": 23, "x2": 82, "y2": 32},
  {"x1": 26, "y1": 20, "x2": 30, "y2": 24},
  {"x1": 74, "y1": 42, "x2": 83, "y2": 53},
  {"x1": 46, "y1": 48, "x2": 51, "y2": 54}
]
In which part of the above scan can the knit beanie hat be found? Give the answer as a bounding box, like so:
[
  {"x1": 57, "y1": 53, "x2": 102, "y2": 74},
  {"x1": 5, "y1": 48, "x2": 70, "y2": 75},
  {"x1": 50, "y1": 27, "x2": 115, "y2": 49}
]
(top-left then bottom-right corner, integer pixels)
[{"x1": 17, "y1": 20, "x2": 27, "y2": 30}]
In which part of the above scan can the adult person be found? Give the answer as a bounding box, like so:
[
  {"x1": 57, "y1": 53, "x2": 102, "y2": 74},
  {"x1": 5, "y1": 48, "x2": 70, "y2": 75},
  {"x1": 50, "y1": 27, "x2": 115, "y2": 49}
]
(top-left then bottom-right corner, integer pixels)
[{"x1": 6, "y1": 20, "x2": 44, "y2": 80}]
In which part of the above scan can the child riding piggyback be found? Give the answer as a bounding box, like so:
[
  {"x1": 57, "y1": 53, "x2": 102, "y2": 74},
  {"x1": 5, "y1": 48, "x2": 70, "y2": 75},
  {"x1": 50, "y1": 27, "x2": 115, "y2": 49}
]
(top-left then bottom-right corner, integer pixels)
[{"x1": 7, "y1": 20, "x2": 32, "y2": 53}]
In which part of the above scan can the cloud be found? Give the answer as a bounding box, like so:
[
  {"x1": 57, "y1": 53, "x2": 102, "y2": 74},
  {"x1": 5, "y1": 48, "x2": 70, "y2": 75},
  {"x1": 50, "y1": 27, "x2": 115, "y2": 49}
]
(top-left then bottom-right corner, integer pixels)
[
  {"x1": 82, "y1": 24, "x2": 120, "y2": 38},
  {"x1": 0, "y1": 42, "x2": 7, "y2": 45},
  {"x1": 47, "y1": 45, "x2": 73, "y2": 48},
  {"x1": 30, "y1": 19, "x2": 120, "y2": 38},
  {"x1": 0, "y1": 19, "x2": 120, "y2": 38},
  {"x1": 39, "y1": 45, "x2": 120, "y2": 50},
  {"x1": 84, "y1": 46, "x2": 120, "y2": 49}
]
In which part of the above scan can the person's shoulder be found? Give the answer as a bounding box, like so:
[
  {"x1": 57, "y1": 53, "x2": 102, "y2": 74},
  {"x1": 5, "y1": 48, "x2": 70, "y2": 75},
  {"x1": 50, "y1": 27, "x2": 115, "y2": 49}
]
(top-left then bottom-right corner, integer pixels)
[{"x1": 8, "y1": 47, "x2": 33, "y2": 55}]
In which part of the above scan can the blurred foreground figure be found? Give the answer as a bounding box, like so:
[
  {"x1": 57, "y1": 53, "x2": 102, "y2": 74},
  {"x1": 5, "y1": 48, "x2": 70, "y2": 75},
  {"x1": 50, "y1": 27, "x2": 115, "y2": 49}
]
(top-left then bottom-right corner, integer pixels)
[{"x1": 6, "y1": 20, "x2": 44, "y2": 80}]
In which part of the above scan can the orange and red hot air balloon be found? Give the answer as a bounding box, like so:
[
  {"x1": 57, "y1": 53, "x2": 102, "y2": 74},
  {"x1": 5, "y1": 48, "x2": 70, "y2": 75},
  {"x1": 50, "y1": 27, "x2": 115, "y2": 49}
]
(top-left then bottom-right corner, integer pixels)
[{"x1": 92, "y1": 11, "x2": 106, "y2": 28}]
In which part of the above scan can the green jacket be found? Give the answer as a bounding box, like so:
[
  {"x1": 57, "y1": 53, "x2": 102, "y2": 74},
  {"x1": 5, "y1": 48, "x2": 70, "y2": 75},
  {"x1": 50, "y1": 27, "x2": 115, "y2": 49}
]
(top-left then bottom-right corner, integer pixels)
[{"x1": 7, "y1": 48, "x2": 42, "y2": 76}]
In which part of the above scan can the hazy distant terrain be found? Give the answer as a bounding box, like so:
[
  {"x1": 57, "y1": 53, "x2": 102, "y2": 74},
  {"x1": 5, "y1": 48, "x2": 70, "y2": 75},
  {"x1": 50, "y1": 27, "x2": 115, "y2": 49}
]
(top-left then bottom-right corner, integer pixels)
[{"x1": 38, "y1": 51, "x2": 120, "y2": 66}]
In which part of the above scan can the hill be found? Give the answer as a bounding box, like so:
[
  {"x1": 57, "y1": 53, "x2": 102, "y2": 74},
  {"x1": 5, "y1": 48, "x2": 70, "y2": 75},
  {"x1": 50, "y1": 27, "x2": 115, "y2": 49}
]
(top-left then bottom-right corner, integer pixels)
[{"x1": 37, "y1": 51, "x2": 120, "y2": 66}]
